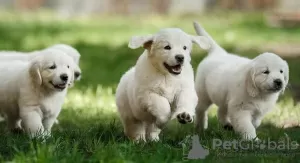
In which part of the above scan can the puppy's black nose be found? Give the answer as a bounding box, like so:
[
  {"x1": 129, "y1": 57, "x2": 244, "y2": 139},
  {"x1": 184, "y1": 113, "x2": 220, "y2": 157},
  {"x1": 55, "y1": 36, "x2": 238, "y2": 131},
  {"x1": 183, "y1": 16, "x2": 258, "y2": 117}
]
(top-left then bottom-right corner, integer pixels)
[
  {"x1": 60, "y1": 74, "x2": 69, "y2": 81},
  {"x1": 274, "y1": 79, "x2": 282, "y2": 87},
  {"x1": 175, "y1": 54, "x2": 184, "y2": 63}
]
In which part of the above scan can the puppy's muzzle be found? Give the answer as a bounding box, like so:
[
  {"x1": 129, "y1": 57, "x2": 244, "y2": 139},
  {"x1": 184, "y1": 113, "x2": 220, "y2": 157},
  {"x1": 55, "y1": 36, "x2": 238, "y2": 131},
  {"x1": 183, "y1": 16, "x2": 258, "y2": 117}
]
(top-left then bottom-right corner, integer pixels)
[
  {"x1": 60, "y1": 74, "x2": 69, "y2": 82},
  {"x1": 175, "y1": 54, "x2": 184, "y2": 64},
  {"x1": 273, "y1": 79, "x2": 283, "y2": 90},
  {"x1": 163, "y1": 55, "x2": 184, "y2": 75}
]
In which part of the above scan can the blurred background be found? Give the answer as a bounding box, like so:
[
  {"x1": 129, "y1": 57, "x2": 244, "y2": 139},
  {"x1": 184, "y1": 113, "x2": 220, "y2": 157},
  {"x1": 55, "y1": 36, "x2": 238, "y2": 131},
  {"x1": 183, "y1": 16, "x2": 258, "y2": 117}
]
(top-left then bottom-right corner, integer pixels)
[
  {"x1": 0, "y1": 0, "x2": 299, "y2": 162},
  {"x1": 0, "y1": 0, "x2": 298, "y2": 127},
  {"x1": 1, "y1": 0, "x2": 300, "y2": 17}
]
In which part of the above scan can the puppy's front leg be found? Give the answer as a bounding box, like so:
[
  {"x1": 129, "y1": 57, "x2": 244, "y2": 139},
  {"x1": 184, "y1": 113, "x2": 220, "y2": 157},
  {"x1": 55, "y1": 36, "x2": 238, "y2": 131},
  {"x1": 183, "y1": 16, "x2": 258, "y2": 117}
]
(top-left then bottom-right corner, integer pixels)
[
  {"x1": 20, "y1": 109, "x2": 44, "y2": 138},
  {"x1": 42, "y1": 115, "x2": 58, "y2": 136},
  {"x1": 173, "y1": 88, "x2": 198, "y2": 124},
  {"x1": 252, "y1": 118, "x2": 262, "y2": 129},
  {"x1": 143, "y1": 93, "x2": 171, "y2": 128},
  {"x1": 230, "y1": 110, "x2": 257, "y2": 140},
  {"x1": 146, "y1": 123, "x2": 161, "y2": 141}
]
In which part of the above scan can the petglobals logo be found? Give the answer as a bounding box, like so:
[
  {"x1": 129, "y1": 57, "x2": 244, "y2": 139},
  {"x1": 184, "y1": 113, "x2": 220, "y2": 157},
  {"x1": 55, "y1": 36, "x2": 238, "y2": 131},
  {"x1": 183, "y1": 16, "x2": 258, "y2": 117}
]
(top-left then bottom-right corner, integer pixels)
[
  {"x1": 181, "y1": 135, "x2": 299, "y2": 160},
  {"x1": 187, "y1": 135, "x2": 209, "y2": 159},
  {"x1": 212, "y1": 138, "x2": 299, "y2": 150},
  {"x1": 180, "y1": 135, "x2": 210, "y2": 160}
]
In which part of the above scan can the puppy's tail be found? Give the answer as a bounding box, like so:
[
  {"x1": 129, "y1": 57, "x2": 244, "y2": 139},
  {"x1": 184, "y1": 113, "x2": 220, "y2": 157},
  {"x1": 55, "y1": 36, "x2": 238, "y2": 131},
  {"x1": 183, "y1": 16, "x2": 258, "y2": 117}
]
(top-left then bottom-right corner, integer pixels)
[{"x1": 193, "y1": 21, "x2": 226, "y2": 54}]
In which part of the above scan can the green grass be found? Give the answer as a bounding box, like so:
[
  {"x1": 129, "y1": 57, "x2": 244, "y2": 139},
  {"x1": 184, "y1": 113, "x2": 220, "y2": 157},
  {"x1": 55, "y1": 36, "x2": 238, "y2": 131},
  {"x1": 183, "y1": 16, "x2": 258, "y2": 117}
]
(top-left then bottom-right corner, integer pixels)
[{"x1": 0, "y1": 11, "x2": 300, "y2": 162}]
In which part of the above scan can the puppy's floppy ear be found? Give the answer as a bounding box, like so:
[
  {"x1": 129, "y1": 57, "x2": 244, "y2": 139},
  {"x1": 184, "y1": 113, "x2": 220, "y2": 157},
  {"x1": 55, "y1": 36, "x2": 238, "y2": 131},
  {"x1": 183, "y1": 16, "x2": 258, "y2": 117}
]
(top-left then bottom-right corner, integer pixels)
[
  {"x1": 74, "y1": 64, "x2": 82, "y2": 81},
  {"x1": 190, "y1": 35, "x2": 211, "y2": 50},
  {"x1": 29, "y1": 61, "x2": 42, "y2": 86},
  {"x1": 281, "y1": 60, "x2": 289, "y2": 94},
  {"x1": 128, "y1": 35, "x2": 154, "y2": 50},
  {"x1": 246, "y1": 64, "x2": 259, "y2": 97}
]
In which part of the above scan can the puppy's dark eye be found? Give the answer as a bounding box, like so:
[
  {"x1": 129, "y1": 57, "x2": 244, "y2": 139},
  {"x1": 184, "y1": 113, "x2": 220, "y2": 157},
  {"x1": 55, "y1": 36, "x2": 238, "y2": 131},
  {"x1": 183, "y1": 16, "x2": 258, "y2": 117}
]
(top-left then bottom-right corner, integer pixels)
[
  {"x1": 49, "y1": 64, "x2": 56, "y2": 69},
  {"x1": 263, "y1": 70, "x2": 270, "y2": 74},
  {"x1": 164, "y1": 45, "x2": 171, "y2": 50},
  {"x1": 67, "y1": 65, "x2": 70, "y2": 68},
  {"x1": 183, "y1": 46, "x2": 187, "y2": 50},
  {"x1": 280, "y1": 70, "x2": 283, "y2": 73}
]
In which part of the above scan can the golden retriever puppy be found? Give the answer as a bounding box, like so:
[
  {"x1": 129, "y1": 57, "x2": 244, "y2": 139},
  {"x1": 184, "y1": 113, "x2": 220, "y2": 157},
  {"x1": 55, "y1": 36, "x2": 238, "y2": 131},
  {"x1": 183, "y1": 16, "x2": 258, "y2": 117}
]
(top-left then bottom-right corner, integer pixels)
[
  {"x1": 0, "y1": 50, "x2": 75, "y2": 138},
  {"x1": 193, "y1": 22, "x2": 289, "y2": 140},
  {"x1": 116, "y1": 28, "x2": 210, "y2": 141}
]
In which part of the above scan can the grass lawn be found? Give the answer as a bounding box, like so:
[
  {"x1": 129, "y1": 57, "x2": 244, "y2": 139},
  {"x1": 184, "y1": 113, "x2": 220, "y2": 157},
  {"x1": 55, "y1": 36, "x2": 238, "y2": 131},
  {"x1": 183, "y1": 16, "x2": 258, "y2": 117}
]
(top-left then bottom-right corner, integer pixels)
[{"x1": 0, "y1": 11, "x2": 300, "y2": 162}]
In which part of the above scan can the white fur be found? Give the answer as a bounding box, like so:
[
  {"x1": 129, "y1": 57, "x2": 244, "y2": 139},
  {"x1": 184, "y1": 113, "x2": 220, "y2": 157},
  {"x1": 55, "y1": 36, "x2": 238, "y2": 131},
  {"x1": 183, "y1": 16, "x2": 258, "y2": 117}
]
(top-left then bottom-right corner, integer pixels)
[
  {"x1": 0, "y1": 45, "x2": 81, "y2": 125},
  {"x1": 47, "y1": 44, "x2": 80, "y2": 65},
  {"x1": 0, "y1": 44, "x2": 81, "y2": 82},
  {"x1": 116, "y1": 28, "x2": 210, "y2": 141},
  {"x1": 0, "y1": 51, "x2": 75, "y2": 138},
  {"x1": 193, "y1": 22, "x2": 289, "y2": 140}
]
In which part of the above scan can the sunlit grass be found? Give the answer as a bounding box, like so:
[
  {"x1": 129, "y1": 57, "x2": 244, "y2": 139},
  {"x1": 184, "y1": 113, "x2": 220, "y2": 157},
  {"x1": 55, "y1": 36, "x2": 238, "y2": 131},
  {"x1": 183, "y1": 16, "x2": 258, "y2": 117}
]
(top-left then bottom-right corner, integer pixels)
[
  {"x1": 63, "y1": 85, "x2": 300, "y2": 135},
  {"x1": 65, "y1": 86, "x2": 116, "y2": 113}
]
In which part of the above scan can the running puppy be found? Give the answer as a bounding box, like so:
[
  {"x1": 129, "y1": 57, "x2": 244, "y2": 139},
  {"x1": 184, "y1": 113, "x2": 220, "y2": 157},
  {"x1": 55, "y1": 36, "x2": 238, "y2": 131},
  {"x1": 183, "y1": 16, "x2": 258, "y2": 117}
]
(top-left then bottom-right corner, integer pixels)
[
  {"x1": 0, "y1": 50, "x2": 75, "y2": 138},
  {"x1": 116, "y1": 28, "x2": 210, "y2": 141},
  {"x1": 193, "y1": 22, "x2": 289, "y2": 140}
]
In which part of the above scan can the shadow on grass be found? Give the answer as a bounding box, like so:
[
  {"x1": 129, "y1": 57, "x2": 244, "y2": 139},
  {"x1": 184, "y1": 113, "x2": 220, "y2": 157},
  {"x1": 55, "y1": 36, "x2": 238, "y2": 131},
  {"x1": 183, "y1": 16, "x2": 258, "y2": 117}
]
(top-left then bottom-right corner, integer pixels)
[{"x1": 0, "y1": 108, "x2": 299, "y2": 162}]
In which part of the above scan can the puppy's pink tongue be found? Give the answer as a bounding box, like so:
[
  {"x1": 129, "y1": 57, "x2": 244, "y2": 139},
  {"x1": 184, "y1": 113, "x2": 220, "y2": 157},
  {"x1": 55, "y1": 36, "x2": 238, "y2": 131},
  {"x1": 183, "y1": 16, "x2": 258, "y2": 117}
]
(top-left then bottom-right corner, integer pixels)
[
  {"x1": 58, "y1": 84, "x2": 65, "y2": 87},
  {"x1": 173, "y1": 65, "x2": 182, "y2": 72}
]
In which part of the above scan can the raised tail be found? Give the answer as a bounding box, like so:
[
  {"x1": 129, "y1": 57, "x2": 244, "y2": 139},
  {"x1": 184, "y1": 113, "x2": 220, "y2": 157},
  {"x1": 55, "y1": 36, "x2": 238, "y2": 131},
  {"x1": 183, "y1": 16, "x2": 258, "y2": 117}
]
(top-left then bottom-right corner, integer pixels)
[{"x1": 193, "y1": 21, "x2": 226, "y2": 54}]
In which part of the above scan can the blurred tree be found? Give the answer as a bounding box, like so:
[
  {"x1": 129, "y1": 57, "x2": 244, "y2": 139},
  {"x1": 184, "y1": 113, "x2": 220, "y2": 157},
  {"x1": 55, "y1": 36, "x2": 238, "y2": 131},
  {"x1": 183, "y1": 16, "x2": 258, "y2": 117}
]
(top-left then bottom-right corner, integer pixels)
[
  {"x1": 0, "y1": 0, "x2": 294, "y2": 16},
  {"x1": 14, "y1": 0, "x2": 44, "y2": 11},
  {"x1": 110, "y1": 0, "x2": 129, "y2": 15},
  {"x1": 152, "y1": 0, "x2": 171, "y2": 14},
  {"x1": 267, "y1": 0, "x2": 300, "y2": 27},
  {"x1": 219, "y1": 0, "x2": 275, "y2": 10}
]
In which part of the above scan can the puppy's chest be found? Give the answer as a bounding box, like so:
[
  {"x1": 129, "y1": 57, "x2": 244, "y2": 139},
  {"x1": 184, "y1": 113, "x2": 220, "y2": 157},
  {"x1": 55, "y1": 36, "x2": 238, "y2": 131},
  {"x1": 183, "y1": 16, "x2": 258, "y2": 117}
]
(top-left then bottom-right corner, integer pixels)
[
  {"x1": 152, "y1": 80, "x2": 180, "y2": 103},
  {"x1": 254, "y1": 101, "x2": 275, "y2": 114},
  {"x1": 39, "y1": 97, "x2": 62, "y2": 117},
  {"x1": 241, "y1": 100, "x2": 275, "y2": 116}
]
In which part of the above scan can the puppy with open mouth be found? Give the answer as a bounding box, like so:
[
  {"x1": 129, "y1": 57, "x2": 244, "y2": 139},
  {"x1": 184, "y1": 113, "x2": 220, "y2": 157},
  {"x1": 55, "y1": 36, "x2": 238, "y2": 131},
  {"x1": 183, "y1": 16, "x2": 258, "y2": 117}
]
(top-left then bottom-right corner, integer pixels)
[
  {"x1": 0, "y1": 50, "x2": 75, "y2": 138},
  {"x1": 193, "y1": 22, "x2": 289, "y2": 140},
  {"x1": 0, "y1": 44, "x2": 81, "y2": 125},
  {"x1": 116, "y1": 28, "x2": 210, "y2": 141}
]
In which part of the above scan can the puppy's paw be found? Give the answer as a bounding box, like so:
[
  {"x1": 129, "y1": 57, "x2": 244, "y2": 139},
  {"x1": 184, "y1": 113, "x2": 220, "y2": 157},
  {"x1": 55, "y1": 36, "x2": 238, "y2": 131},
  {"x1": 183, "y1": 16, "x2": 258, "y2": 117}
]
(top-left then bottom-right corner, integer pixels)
[
  {"x1": 177, "y1": 112, "x2": 193, "y2": 124},
  {"x1": 148, "y1": 134, "x2": 160, "y2": 142},
  {"x1": 223, "y1": 124, "x2": 233, "y2": 131}
]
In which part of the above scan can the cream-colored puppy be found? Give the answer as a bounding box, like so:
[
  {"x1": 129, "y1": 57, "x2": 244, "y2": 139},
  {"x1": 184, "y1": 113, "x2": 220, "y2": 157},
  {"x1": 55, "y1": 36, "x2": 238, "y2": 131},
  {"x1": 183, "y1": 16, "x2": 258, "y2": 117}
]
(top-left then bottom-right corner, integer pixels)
[
  {"x1": 116, "y1": 28, "x2": 210, "y2": 141},
  {"x1": 0, "y1": 51, "x2": 75, "y2": 138},
  {"x1": 0, "y1": 45, "x2": 81, "y2": 125},
  {"x1": 0, "y1": 44, "x2": 81, "y2": 82},
  {"x1": 193, "y1": 22, "x2": 289, "y2": 140}
]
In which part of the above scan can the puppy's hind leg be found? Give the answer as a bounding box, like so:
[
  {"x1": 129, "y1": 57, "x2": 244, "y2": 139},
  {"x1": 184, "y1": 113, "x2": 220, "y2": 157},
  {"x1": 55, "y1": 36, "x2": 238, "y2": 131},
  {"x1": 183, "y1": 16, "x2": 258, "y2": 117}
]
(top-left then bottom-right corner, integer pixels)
[
  {"x1": 217, "y1": 106, "x2": 232, "y2": 130},
  {"x1": 123, "y1": 117, "x2": 146, "y2": 142},
  {"x1": 195, "y1": 98, "x2": 211, "y2": 132},
  {"x1": 146, "y1": 123, "x2": 161, "y2": 141}
]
